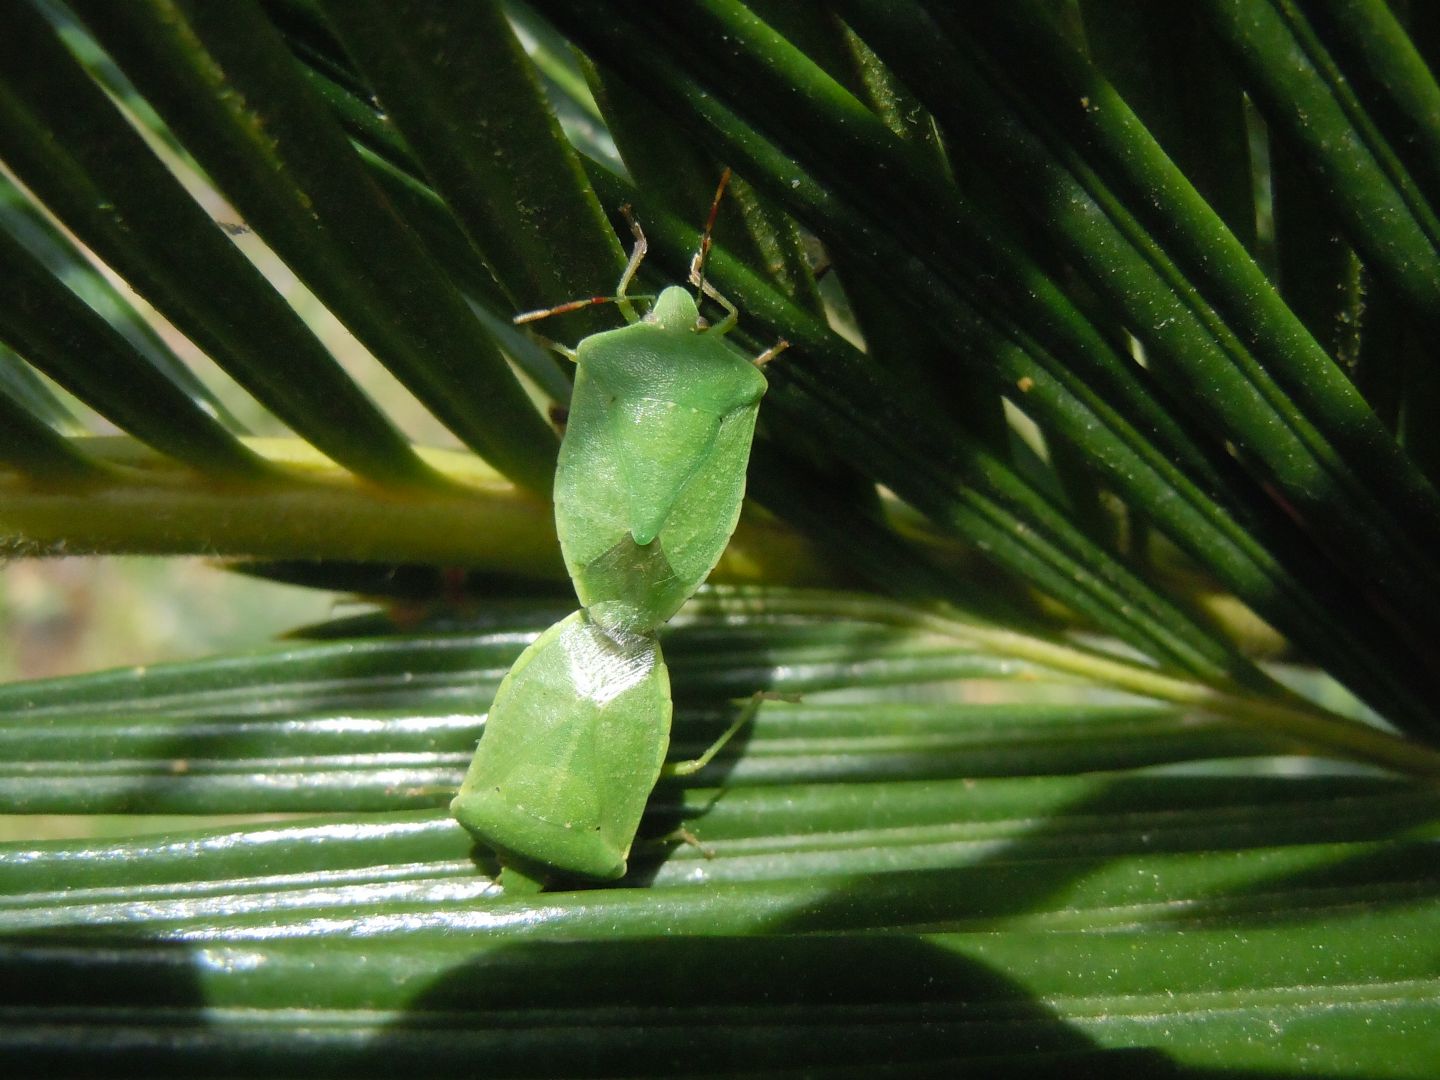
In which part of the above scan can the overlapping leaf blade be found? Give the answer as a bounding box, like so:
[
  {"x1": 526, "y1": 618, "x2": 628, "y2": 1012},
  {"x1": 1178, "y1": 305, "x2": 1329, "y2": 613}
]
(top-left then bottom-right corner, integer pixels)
[{"x1": 0, "y1": 0, "x2": 435, "y2": 489}]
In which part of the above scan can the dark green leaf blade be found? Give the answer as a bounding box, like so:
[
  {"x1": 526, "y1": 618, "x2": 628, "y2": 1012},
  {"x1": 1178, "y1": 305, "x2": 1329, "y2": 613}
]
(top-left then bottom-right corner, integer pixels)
[
  {"x1": 0, "y1": 170, "x2": 242, "y2": 430},
  {"x1": 0, "y1": 388, "x2": 107, "y2": 484},
  {"x1": 0, "y1": 0, "x2": 434, "y2": 489},
  {"x1": 64, "y1": 0, "x2": 559, "y2": 493},
  {"x1": 319, "y1": 0, "x2": 626, "y2": 343},
  {"x1": 0, "y1": 226, "x2": 270, "y2": 480}
]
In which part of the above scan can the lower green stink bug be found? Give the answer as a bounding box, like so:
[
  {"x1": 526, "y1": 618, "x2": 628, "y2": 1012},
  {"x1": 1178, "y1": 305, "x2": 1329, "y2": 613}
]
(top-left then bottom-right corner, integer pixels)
[
  {"x1": 452, "y1": 610, "x2": 671, "y2": 883},
  {"x1": 451, "y1": 172, "x2": 786, "y2": 890}
]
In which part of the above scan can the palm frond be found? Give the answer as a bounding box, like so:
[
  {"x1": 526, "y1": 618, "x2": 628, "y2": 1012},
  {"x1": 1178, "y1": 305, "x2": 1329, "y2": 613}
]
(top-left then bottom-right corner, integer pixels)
[{"x1": 2, "y1": 0, "x2": 1440, "y2": 1073}]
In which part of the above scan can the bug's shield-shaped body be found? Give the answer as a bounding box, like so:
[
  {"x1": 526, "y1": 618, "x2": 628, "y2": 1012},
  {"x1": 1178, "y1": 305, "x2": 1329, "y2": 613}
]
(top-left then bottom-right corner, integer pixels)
[
  {"x1": 450, "y1": 610, "x2": 672, "y2": 880},
  {"x1": 555, "y1": 286, "x2": 768, "y2": 633}
]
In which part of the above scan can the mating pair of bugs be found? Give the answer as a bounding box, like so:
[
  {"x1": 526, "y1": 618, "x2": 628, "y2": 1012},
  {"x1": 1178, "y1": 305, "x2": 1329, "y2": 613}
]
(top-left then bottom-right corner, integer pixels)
[{"x1": 450, "y1": 171, "x2": 787, "y2": 892}]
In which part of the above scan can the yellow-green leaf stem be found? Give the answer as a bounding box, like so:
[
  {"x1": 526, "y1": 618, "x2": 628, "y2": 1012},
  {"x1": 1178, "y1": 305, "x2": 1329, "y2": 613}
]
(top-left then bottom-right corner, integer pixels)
[
  {"x1": 0, "y1": 437, "x2": 824, "y2": 585},
  {"x1": 688, "y1": 588, "x2": 1440, "y2": 780}
]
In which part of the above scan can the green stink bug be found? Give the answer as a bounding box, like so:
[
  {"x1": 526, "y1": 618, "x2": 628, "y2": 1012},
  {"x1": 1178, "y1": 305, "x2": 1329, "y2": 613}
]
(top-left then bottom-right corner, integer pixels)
[
  {"x1": 553, "y1": 280, "x2": 769, "y2": 633},
  {"x1": 452, "y1": 173, "x2": 786, "y2": 889},
  {"x1": 451, "y1": 609, "x2": 671, "y2": 882}
]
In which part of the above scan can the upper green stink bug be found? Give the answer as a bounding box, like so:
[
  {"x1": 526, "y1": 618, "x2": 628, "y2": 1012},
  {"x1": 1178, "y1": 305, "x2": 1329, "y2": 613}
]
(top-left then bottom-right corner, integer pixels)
[
  {"x1": 451, "y1": 172, "x2": 786, "y2": 890},
  {"x1": 553, "y1": 272, "x2": 769, "y2": 634}
]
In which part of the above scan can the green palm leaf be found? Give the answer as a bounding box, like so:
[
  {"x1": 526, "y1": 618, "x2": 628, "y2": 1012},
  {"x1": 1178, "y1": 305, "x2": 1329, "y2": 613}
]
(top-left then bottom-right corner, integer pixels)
[{"x1": 2, "y1": 1, "x2": 1439, "y2": 1073}]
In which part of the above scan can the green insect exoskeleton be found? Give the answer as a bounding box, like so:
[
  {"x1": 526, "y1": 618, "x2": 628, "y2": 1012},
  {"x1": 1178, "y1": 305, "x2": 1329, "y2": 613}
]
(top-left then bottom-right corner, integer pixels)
[
  {"x1": 555, "y1": 284, "x2": 768, "y2": 632},
  {"x1": 451, "y1": 610, "x2": 671, "y2": 882},
  {"x1": 451, "y1": 171, "x2": 786, "y2": 890}
]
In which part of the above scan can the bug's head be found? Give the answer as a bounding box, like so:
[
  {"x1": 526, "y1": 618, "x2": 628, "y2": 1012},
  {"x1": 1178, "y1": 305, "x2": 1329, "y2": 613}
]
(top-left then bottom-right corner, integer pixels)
[{"x1": 647, "y1": 285, "x2": 704, "y2": 332}]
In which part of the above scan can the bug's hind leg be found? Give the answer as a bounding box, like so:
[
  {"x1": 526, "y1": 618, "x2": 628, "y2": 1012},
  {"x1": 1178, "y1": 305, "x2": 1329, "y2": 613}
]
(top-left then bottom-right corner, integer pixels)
[{"x1": 662, "y1": 691, "x2": 797, "y2": 778}]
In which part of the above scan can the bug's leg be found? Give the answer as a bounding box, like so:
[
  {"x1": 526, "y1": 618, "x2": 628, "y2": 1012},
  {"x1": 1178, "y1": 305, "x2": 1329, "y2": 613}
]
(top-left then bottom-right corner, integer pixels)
[
  {"x1": 498, "y1": 862, "x2": 549, "y2": 895},
  {"x1": 662, "y1": 691, "x2": 778, "y2": 778},
  {"x1": 669, "y1": 826, "x2": 718, "y2": 859},
  {"x1": 753, "y1": 338, "x2": 790, "y2": 368},
  {"x1": 639, "y1": 823, "x2": 718, "y2": 861},
  {"x1": 526, "y1": 330, "x2": 580, "y2": 363},
  {"x1": 687, "y1": 253, "x2": 739, "y2": 335},
  {"x1": 511, "y1": 209, "x2": 650, "y2": 328},
  {"x1": 613, "y1": 205, "x2": 648, "y2": 324}
]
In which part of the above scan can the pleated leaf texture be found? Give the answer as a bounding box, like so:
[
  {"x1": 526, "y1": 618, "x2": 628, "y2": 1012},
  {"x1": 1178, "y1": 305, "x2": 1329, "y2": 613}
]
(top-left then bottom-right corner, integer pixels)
[{"x1": 2, "y1": 1, "x2": 1440, "y2": 1075}]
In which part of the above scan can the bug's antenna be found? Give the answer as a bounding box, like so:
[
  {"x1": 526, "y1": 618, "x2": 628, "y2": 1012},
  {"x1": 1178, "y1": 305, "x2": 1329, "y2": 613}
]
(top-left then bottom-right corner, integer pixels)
[
  {"x1": 693, "y1": 167, "x2": 732, "y2": 306},
  {"x1": 512, "y1": 293, "x2": 655, "y2": 325}
]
